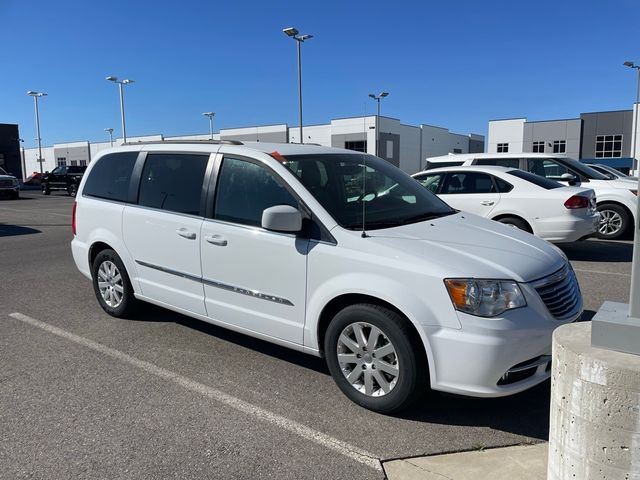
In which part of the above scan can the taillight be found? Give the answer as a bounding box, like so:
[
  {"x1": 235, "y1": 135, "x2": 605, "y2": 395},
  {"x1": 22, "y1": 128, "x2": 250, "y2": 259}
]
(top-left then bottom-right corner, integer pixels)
[
  {"x1": 72, "y1": 201, "x2": 77, "y2": 235},
  {"x1": 564, "y1": 195, "x2": 589, "y2": 209}
]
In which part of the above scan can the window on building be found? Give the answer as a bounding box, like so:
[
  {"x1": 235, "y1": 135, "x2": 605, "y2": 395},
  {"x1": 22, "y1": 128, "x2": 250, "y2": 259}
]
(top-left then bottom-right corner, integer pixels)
[
  {"x1": 344, "y1": 140, "x2": 367, "y2": 153},
  {"x1": 553, "y1": 140, "x2": 566, "y2": 154},
  {"x1": 138, "y1": 154, "x2": 209, "y2": 216},
  {"x1": 497, "y1": 143, "x2": 509, "y2": 153},
  {"x1": 57, "y1": 157, "x2": 67, "y2": 167},
  {"x1": 532, "y1": 141, "x2": 545, "y2": 153},
  {"x1": 214, "y1": 157, "x2": 298, "y2": 227},
  {"x1": 595, "y1": 135, "x2": 623, "y2": 158},
  {"x1": 453, "y1": 148, "x2": 462, "y2": 154},
  {"x1": 79, "y1": 160, "x2": 87, "y2": 167},
  {"x1": 70, "y1": 160, "x2": 78, "y2": 166}
]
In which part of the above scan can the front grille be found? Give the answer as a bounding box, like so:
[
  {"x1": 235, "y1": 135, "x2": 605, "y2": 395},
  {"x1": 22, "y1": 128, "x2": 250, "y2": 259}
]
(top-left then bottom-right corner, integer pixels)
[
  {"x1": 0, "y1": 179, "x2": 13, "y2": 188},
  {"x1": 533, "y1": 264, "x2": 581, "y2": 320}
]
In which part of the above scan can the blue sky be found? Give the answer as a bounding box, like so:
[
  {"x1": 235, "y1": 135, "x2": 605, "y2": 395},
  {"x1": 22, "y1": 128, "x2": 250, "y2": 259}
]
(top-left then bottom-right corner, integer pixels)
[{"x1": 2, "y1": 0, "x2": 639, "y2": 148}]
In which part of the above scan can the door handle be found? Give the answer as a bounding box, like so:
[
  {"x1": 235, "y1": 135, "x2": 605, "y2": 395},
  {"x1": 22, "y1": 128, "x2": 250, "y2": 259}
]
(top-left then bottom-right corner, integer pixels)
[
  {"x1": 205, "y1": 234, "x2": 228, "y2": 246},
  {"x1": 480, "y1": 201, "x2": 495, "y2": 206},
  {"x1": 176, "y1": 228, "x2": 197, "y2": 240}
]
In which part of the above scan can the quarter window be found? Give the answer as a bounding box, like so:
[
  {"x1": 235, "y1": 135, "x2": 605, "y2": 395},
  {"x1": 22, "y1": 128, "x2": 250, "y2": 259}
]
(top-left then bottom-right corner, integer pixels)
[
  {"x1": 553, "y1": 140, "x2": 566, "y2": 153},
  {"x1": 595, "y1": 135, "x2": 622, "y2": 158},
  {"x1": 442, "y1": 172, "x2": 495, "y2": 194},
  {"x1": 138, "y1": 153, "x2": 209, "y2": 215},
  {"x1": 497, "y1": 143, "x2": 509, "y2": 153},
  {"x1": 82, "y1": 152, "x2": 138, "y2": 202},
  {"x1": 214, "y1": 157, "x2": 297, "y2": 227},
  {"x1": 532, "y1": 141, "x2": 545, "y2": 153}
]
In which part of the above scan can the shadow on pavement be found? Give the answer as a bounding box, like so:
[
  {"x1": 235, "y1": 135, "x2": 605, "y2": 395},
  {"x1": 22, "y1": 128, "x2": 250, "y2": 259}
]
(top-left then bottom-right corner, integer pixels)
[
  {"x1": 0, "y1": 224, "x2": 41, "y2": 237},
  {"x1": 560, "y1": 240, "x2": 633, "y2": 262},
  {"x1": 127, "y1": 303, "x2": 556, "y2": 440}
]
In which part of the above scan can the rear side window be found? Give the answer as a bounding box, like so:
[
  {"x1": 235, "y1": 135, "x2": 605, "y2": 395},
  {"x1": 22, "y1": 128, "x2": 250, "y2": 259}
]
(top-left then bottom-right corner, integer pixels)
[
  {"x1": 214, "y1": 157, "x2": 297, "y2": 227},
  {"x1": 441, "y1": 172, "x2": 495, "y2": 194},
  {"x1": 475, "y1": 158, "x2": 520, "y2": 168},
  {"x1": 83, "y1": 152, "x2": 138, "y2": 202},
  {"x1": 506, "y1": 169, "x2": 563, "y2": 189},
  {"x1": 138, "y1": 153, "x2": 209, "y2": 216},
  {"x1": 68, "y1": 166, "x2": 86, "y2": 174}
]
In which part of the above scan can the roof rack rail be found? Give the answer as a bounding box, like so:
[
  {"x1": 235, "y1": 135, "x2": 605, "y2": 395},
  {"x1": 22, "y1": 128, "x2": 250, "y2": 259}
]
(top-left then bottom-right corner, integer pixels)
[{"x1": 122, "y1": 139, "x2": 244, "y2": 146}]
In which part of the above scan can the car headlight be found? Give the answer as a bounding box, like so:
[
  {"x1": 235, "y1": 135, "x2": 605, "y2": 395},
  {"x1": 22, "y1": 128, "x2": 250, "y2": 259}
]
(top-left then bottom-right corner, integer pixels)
[{"x1": 444, "y1": 279, "x2": 526, "y2": 317}]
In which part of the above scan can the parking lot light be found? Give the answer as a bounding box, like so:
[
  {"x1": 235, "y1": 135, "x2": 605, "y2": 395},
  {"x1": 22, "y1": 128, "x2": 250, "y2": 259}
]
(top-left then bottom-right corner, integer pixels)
[
  {"x1": 202, "y1": 112, "x2": 215, "y2": 140},
  {"x1": 283, "y1": 26, "x2": 313, "y2": 144},
  {"x1": 106, "y1": 76, "x2": 135, "y2": 143},
  {"x1": 27, "y1": 91, "x2": 47, "y2": 174},
  {"x1": 104, "y1": 128, "x2": 114, "y2": 146},
  {"x1": 369, "y1": 92, "x2": 389, "y2": 157}
]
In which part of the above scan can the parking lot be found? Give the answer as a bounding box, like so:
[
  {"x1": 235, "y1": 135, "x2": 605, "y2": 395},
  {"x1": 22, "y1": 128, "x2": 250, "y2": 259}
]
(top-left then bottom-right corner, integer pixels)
[{"x1": 0, "y1": 191, "x2": 633, "y2": 479}]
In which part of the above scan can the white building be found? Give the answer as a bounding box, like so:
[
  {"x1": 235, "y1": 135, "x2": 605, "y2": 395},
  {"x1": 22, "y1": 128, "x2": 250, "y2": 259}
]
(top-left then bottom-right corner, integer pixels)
[{"x1": 20, "y1": 116, "x2": 484, "y2": 177}]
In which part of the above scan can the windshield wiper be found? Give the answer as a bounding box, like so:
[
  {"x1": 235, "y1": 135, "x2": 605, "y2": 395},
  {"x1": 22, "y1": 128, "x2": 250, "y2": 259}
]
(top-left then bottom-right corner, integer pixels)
[{"x1": 397, "y1": 211, "x2": 455, "y2": 225}]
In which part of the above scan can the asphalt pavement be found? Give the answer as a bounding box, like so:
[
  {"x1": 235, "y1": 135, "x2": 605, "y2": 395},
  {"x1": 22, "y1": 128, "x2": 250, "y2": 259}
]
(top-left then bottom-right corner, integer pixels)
[{"x1": 0, "y1": 191, "x2": 633, "y2": 479}]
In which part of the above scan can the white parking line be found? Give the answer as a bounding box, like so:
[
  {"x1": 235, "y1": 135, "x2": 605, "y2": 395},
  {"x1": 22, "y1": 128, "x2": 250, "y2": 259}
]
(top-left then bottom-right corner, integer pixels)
[
  {"x1": 7, "y1": 312, "x2": 382, "y2": 472},
  {"x1": 573, "y1": 268, "x2": 631, "y2": 277}
]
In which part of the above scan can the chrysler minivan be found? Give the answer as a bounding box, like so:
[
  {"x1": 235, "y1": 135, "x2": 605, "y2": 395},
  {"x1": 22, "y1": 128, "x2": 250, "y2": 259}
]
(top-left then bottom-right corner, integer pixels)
[{"x1": 71, "y1": 141, "x2": 582, "y2": 412}]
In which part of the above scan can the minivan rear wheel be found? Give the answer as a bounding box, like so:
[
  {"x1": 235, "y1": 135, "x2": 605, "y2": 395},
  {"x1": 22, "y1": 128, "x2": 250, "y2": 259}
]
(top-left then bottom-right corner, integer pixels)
[
  {"x1": 92, "y1": 249, "x2": 137, "y2": 317},
  {"x1": 324, "y1": 304, "x2": 425, "y2": 413}
]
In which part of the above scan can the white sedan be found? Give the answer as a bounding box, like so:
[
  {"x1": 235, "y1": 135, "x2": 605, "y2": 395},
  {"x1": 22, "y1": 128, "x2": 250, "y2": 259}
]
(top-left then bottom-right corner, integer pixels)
[{"x1": 413, "y1": 166, "x2": 599, "y2": 243}]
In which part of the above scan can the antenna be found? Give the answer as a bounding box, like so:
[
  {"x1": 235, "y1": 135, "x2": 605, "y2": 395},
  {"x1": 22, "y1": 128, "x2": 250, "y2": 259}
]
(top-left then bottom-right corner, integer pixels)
[{"x1": 361, "y1": 111, "x2": 369, "y2": 238}]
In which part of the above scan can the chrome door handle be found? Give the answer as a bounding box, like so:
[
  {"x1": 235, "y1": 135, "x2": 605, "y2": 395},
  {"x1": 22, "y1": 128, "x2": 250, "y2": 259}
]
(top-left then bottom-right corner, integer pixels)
[
  {"x1": 480, "y1": 201, "x2": 495, "y2": 206},
  {"x1": 176, "y1": 228, "x2": 197, "y2": 240},
  {"x1": 205, "y1": 234, "x2": 228, "y2": 246}
]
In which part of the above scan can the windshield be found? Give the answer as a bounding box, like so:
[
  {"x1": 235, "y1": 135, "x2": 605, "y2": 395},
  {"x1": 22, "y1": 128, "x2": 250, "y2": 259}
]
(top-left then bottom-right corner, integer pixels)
[
  {"x1": 556, "y1": 157, "x2": 609, "y2": 180},
  {"x1": 282, "y1": 154, "x2": 455, "y2": 230}
]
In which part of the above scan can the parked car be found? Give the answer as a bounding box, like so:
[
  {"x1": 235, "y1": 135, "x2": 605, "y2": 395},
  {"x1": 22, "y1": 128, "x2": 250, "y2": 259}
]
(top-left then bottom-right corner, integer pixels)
[
  {"x1": 588, "y1": 163, "x2": 638, "y2": 182},
  {"x1": 412, "y1": 166, "x2": 599, "y2": 243},
  {"x1": 0, "y1": 167, "x2": 20, "y2": 199},
  {"x1": 42, "y1": 165, "x2": 87, "y2": 197},
  {"x1": 424, "y1": 153, "x2": 637, "y2": 239},
  {"x1": 72, "y1": 141, "x2": 582, "y2": 413},
  {"x1": 24, "y1": 171, "x2": 43, "y2": 185}
]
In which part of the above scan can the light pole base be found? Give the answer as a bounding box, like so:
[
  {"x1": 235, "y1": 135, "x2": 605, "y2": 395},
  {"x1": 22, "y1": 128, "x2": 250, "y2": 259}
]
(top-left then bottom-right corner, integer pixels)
[{"x1": 591, "y1": 301, "x2": 640, "y2": 355}]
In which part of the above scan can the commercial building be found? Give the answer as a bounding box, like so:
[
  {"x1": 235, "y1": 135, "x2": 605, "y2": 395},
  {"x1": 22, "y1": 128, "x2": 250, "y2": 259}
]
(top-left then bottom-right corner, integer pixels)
[
  {"x1": 487, "y1": 105, "x2": 640, "y2": 173},
  {"x1": 20, "y1": 116, "x2": 484, "y2": 178}
]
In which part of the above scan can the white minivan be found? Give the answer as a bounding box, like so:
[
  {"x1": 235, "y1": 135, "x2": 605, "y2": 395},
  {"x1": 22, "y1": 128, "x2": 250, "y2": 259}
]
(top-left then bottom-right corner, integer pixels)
[
  {"x1": 423, "y1": 153, "x2": 637, "y2": 240},
  {"x1": 72, "y1": 141, "x2": 582, "y2": 413}
]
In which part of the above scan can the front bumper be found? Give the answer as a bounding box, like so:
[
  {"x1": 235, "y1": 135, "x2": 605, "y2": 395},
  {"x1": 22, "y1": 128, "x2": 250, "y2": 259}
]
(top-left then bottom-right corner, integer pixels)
[{"x1": 424, "y1": 277, "x2": 582, "y2": 397}]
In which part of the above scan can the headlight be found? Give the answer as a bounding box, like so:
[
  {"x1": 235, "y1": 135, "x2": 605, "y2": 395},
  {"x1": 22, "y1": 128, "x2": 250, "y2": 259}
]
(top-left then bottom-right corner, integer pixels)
[{"x1": 444, "y1": 279, "x2": 526, "y2": 317}]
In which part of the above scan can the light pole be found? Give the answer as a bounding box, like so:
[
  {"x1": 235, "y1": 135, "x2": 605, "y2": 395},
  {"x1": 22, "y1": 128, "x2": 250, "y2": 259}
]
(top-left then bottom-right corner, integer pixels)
[
  {"x1": 106, "y1": 76, "x2": 134, "y2": 143},
  {"x1": 27, "y1": 91, "x2": 47, "y2": 174},
  {"x1": 104, "y1": 128, "x2": 114, "y2": 146},
  {"x1": 283, "y1": 27, "x2": 313, "y2": 144},
  {"x1": 202, "y1": 112, "x2": 215, "y2": 140},
  {"x1": 368, "y1": 92, "x2": 389, "y2": 157},
  {"x1": 624, "y1": 61, "x2": 640, "y2": 318}
]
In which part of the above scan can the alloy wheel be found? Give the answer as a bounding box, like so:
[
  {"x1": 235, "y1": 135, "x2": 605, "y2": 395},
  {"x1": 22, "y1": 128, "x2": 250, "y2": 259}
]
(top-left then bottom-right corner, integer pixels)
[
  {"x1": 599, "y1": 210, "x2": 623, "y2": 236},
  {"x1": 97, "y1": 260, "x2": 124, "y2": 308},
  {"x1": 336, "y1": 321, "x2": 399, "y2": 397}
]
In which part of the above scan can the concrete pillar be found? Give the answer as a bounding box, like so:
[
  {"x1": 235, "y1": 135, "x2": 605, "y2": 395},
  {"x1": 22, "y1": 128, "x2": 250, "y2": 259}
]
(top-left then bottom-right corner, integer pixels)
[{"x1": 548, "y1": 322, "x2": 640, "y2": 479}]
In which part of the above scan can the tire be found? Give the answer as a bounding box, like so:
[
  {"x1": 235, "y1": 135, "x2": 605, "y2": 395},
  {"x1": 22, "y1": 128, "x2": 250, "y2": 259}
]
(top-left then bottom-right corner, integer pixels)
[
  {"x1": 91, "y1": 249, "x2": 137, "y2": 317},
  {"x1": 324, "y1": 304, "x2": 426, "y2": 413},
  {"x1": 68, "y1": 184, "x2": 77, "y2": 197},
  {"x1": 497, "y1": 216, "x2": 530, "y2": 232},
  {"x1": 42, "y1": 184, "x2": 50, "y2": 195},
  {"x1": 597, "y1": 203, "x2": 629, "y2": 240}
]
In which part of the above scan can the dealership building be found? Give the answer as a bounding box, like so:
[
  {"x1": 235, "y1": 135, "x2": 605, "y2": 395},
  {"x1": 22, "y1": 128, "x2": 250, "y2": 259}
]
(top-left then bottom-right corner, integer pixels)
[
  {"x1": 487, "y1": 105, "x2": 640, "y2": 173},
  {"x1": 17, "y1": 115, "x2": 484, "y2": 178}
]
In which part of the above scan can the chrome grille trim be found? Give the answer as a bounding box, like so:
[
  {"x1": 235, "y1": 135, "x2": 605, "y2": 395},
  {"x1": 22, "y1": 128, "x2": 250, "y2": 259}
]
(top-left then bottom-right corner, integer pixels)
[{"x1": 531, "y1": 264, "x2": 581, "y2": 320}]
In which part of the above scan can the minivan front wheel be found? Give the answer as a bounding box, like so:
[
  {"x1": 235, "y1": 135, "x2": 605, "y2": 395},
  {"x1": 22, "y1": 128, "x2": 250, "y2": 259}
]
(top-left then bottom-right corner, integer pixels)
[
  {"x1": 324, "y1": 304, "x2": 425, "y2": 413},
  {"x1": 92, "y1": 249, "x2": 136, "y2": 317}
]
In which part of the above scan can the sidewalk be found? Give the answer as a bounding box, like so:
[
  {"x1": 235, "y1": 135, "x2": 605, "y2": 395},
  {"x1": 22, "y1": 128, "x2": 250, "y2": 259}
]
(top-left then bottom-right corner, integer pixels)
[{"x1": 384, "y1": 443, "x2": 548, "y2": 480}]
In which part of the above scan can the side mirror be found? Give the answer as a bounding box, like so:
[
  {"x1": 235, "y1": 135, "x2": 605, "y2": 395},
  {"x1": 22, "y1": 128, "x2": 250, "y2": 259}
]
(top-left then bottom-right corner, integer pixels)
[
  {"x1": 560, "y1": 173, "x2": 577, "y2": 185},
  {"x1": 261, "y1": 205, "x2": 302, "y2": 233}
]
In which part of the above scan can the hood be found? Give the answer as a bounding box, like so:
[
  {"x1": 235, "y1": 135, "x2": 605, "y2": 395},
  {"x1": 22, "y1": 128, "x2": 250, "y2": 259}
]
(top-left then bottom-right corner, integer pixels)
[
  {"x1": 367, "y1": 213, "x2": 565, "y2": 283},
  {"x1": 0, "y1": 174, "x2": 16, "y2": 180}
]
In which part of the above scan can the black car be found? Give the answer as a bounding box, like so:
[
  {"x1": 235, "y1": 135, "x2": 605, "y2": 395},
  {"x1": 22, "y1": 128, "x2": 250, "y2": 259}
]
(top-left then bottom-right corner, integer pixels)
[{"x1": 42, "y1": 165, "x2": 87, "y2": 197}]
